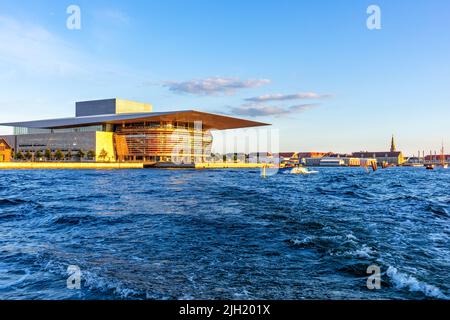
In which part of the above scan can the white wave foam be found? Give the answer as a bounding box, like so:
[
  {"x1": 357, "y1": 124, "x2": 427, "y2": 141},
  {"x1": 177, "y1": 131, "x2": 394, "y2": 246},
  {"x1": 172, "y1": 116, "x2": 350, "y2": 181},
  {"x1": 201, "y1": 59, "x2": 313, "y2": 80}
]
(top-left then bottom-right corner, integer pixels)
[
  {"x1": 329, "y1": 244, "x2": 375, "y2": 259},
  {"x1": 291, "y1": 235, "x2": 376, "y2": 259},
  {"x1": 81, "y1": 270, "x2": 141, "y2": 299},
  {"x1": 41, "y1": 258, "x2": 141, "y2": 299},
  {"x1": 346, "y1": 234, "x2": 358, "y2": 241},
  {"x1": 386, "y1": 266, "x2": 448, "y2": 299},
  {"x1": 352, "y1": 245, "x2": 374, "y2": 258},
  {"x1": 290, "y1": 237, "x2": 314, "y2": 245}
]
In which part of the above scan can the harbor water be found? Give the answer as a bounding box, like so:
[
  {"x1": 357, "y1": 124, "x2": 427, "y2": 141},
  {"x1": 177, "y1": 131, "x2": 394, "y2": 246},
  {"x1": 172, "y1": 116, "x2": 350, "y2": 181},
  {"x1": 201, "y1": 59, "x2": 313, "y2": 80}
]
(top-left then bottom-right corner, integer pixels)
[{"x1": 0, "y1": 167, "x2": 449, "y2": 299}]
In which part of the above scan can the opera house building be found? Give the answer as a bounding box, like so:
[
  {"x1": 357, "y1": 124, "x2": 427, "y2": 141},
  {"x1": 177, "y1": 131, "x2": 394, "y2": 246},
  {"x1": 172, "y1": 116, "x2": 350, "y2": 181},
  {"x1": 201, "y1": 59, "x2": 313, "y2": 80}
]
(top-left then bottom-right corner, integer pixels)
[{"x1": 0, "y1": 99, "x2": 269, "y2": 163}]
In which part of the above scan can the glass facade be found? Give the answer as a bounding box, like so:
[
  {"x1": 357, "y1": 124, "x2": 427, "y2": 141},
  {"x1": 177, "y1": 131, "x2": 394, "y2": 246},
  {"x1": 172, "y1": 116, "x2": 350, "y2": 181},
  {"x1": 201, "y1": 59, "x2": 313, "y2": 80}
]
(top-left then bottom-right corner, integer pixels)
[
  {"x1": 14, "y1": 125, "x2": 105, "y2": 135},
  {"x1": 114, "y1": 121, "x2": 212, "y2": 163},
  {"x1": 12, "y1": 121, "x2": 215, "y2": 163}
]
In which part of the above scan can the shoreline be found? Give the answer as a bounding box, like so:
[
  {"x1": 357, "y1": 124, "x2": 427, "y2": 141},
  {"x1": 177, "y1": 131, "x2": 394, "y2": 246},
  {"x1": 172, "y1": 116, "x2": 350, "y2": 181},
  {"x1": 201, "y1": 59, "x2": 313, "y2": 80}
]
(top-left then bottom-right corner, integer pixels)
[
  {"x1": 0, "y1": 162, "x2": 424, "y2": 170},
  {"x1": 0, "y1": 162, "x2": 269, "y2": 170},
  {"x1": 0, "y1": 162, "x2": 145, "y2": 170}
]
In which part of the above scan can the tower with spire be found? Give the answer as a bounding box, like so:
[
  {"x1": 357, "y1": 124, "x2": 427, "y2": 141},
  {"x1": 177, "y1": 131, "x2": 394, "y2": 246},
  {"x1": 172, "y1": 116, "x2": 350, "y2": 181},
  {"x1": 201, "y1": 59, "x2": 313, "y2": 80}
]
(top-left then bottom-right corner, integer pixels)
[
  {"x1": 352, "y1": 134, "x2": 405, "y2": 166},
  {"x1": 390, "y1": 135, "x2": 396, "y2": 153}
]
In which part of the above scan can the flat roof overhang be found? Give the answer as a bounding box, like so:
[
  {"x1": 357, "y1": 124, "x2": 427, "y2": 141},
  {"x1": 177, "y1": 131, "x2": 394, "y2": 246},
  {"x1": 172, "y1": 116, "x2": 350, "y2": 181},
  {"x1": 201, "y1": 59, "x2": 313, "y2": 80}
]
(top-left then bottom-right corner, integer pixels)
[{"x1": 0, "y1": 110, "x2": 270, "y2": 131}]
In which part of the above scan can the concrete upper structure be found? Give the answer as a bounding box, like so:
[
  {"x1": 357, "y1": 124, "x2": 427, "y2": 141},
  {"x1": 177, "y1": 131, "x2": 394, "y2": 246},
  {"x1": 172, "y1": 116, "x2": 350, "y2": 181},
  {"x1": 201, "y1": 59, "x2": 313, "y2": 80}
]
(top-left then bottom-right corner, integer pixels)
[{"x1": 75, "y1": 98, "x2": 153, "y2": 117}]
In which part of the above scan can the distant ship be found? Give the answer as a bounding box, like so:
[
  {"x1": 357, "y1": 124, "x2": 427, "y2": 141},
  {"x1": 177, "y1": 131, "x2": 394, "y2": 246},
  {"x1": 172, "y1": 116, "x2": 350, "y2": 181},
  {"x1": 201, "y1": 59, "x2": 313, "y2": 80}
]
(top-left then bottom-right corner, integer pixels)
[
  {"x1": 427, "y1": 142, "x2": 448, "y2": 170},
  {"x1": 437, "y1": 142, "x2": 448, "y2": 169}
]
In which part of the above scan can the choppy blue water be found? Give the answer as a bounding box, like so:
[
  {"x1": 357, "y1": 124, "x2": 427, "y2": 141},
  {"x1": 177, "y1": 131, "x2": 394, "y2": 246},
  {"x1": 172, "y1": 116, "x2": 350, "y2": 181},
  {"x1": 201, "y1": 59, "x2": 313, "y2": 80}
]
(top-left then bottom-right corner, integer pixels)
[{"x1": 0, "y1": 167, "x2": 449, "y2": 300}]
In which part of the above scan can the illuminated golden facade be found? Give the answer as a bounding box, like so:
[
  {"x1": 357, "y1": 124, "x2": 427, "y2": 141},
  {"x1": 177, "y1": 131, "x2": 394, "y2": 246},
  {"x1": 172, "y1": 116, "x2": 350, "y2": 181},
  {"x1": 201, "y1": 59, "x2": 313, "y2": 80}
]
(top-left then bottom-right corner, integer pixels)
[{"x1": 114, "y1": 121, "x2": 213, "y2": 162}]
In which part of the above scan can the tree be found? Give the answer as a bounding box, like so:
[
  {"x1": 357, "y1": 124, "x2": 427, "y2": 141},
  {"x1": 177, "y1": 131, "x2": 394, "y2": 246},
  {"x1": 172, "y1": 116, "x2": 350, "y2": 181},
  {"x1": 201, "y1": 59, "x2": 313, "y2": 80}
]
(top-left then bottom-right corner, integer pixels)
[
  {"x1": 87, "y1": 150, "x2": 96, "y2": 160},
  {"x1": 44, "y1": 148, "x2": 52, "y2": 161},
  {"x1": 35, "y1": 150, "x2": 43, "y2": 160},
  {"x1": 55, "y1": 149, "x2": 64, "y2": 161},
  {"x1": 65, "y1": 150, "x2": 73, "y2": 161},
  {"x1": 24, "y1": 150, "x2": 32, "y2": 161},
  {"x1": 15, "y1": 151, "x2": 24, "y2": 161},
  {"x1": 77, "y1": 149, "x2": 85, "y2": 161},
  {"x1": 98, "y1": 149, "x2": 108, "y2": 161}
]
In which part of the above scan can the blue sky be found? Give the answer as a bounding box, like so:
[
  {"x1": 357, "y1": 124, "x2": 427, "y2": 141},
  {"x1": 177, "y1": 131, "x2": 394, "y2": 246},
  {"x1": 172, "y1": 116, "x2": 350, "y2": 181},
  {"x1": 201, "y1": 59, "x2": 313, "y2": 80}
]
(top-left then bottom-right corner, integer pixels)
[{"x1": 0, "y1": 0, "x2": 449, "y2": 155}]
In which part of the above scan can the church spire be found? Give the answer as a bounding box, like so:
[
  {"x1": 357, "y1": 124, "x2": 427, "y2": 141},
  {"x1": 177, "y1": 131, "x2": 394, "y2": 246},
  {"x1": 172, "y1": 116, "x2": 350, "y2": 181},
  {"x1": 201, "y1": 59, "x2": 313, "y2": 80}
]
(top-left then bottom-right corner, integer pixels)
[{"x1": 390, "y1": 135, "x2": 396, "y2": 152}]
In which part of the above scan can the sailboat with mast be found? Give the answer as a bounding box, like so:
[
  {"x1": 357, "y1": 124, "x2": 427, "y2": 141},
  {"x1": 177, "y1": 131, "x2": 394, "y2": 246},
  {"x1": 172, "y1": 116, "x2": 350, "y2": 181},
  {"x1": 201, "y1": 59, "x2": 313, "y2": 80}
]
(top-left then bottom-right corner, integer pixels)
[{"x1": 437, "y1": 141, "x2": 448, "y2": 169}]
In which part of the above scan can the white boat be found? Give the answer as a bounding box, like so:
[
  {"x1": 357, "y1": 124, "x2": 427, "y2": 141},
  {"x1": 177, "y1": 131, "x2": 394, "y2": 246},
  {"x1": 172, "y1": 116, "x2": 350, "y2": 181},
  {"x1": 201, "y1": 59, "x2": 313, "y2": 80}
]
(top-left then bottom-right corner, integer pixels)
[{"x1": 289, "y1": 167, "x2": 318, "y2": 175}]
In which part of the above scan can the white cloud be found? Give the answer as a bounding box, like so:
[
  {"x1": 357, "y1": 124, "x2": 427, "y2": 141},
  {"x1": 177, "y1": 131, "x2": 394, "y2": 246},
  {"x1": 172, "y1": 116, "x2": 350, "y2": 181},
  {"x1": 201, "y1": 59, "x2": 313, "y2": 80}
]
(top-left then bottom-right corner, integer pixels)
[
  {"x1": 164, "y1": 77, "x2": 271, "y2": 96},
  {"x1": 245, "y1": 92, "x2": 332, "y2": 102},
  {"x1": 229, "y1": 103, "x2": 319, "y2": 117}
]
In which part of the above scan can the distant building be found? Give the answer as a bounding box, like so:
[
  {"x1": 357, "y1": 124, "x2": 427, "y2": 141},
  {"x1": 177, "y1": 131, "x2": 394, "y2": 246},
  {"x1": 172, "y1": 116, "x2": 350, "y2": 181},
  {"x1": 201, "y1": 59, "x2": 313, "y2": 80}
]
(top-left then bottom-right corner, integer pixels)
[
  {"x1": 407, "y1": 156, "x2": 421, "y2": 163},
  {"x1": 297, "y1": 152, "x2": 329, "y2": 159},
  {"x1": 403, "y1": 156, "x2": 424, "y2": 166},
  {"x1": 279, "y1": 152, "x2": 298, "y2": 160},
  {"x1": 319, "y1": 158, "x2": 345, "y2": 167},
  {"x1": 326, "y1": 153, "x2": 360, "y2": 166},
  {"x1": 298, "y1": 152, "x2": 330, "y2": 166},
  {"x1": 304, "y1": 157, "x2": 365, "y2": 167},
  {"x1": 352, "y1": 135, "x2": 405, "y2": 165},
  {"x1": 224, "y1": 153, "x2": 247, "y2": 163},
  {"x1": 0, "y1": 138, "x2": 12, "y2": 162},
  {"x1": 304, "y1": 157, "x2": 322, "y2": 166},
  {"x1": 248, "y1": 152, "x2": 273, "y2": 163},
  {"x1": 342, "y1": 157, "x2": 361, "y2": 167},
  {"x1": 327, "y1": 153, "x2": 353, "y2": 158},
  {"x1": 352, "y1": 151, "x2": 405, "y2": 166},
  {"x1": 424, "y1": 154, "x2": 450, "y2": 163},
  {"x1": 278, "y1": 152, "x2": 299, "y2": 165}
]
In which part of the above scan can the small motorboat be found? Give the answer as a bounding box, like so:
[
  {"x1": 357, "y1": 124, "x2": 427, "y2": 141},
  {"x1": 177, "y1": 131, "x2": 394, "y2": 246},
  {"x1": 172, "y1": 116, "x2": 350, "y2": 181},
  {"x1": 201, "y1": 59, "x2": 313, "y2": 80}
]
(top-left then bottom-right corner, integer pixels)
[
  {"x1": 289, "y1": 166, "x2": 318, "y2": 175},
  {"x1": 425, "y1": 164, "x2": 434, "y2": 170}
]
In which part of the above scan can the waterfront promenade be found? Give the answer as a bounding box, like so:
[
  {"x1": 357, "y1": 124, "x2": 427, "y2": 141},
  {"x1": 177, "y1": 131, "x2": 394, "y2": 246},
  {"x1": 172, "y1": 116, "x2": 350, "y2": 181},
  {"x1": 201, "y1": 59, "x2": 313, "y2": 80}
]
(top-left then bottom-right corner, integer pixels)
[{"x1": 0, "y1": 162, "x2": 269, "y2": 170}]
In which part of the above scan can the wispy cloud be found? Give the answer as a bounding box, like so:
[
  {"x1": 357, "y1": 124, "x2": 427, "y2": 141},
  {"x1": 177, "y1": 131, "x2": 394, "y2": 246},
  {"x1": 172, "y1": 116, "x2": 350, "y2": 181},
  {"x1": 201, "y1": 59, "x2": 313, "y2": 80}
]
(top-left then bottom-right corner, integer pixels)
[
  {"x1": 164, "y1": 77, "x2": 271, "y2": 96},
  {"x1": 97, "y1": 9, "x2": 130, "y2": 25},
  {"x1": 0, "y1": 15, "x2": 84, "y2": 76},
  {"x1": 0, "y1": 15, "x2": 146, "y2": 82},
  {"x1": 245, "y1": 92, "x2": 332, "y2": 102},
  {"x1": 229, "y1": 103, "x2": 319, "y2": 117}
]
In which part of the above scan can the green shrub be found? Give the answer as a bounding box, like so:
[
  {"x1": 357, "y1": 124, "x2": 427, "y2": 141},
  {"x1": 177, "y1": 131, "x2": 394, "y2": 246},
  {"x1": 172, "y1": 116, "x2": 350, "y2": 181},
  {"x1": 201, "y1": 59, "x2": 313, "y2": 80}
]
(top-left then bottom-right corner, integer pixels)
[
  {"x1": 55, "y1": 149, "x2": 64, "y2": 161},
  {"x1": 44, "y1": 149, "x2": 52, "y2": 160},
  {"x1": 87, "y1": 150, "x2": 96, "y2": 160}
]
